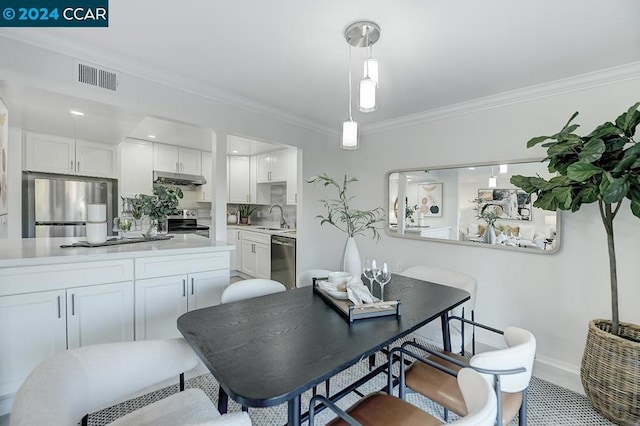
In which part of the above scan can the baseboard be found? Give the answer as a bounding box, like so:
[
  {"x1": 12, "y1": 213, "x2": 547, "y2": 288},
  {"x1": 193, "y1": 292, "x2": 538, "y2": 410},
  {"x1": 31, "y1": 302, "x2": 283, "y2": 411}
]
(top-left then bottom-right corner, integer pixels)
[{"x1": 0, "y1": 394, "x2": 14, "y2": 416}]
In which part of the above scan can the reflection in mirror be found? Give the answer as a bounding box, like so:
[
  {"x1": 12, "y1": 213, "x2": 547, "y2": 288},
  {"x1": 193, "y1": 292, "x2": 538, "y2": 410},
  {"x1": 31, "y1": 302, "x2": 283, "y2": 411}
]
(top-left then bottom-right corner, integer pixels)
[{"x1": 386, "y1": 161, "x2": 560, "y2": 253}]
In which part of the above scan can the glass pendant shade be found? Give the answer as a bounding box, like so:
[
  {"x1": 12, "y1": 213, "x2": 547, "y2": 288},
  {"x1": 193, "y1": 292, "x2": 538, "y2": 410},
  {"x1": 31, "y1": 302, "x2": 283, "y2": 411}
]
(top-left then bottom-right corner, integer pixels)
[
  {"x1": 364, "y1": 58, "x2": 379, "y2": 86},
  {"x1": 499, "y1": 164, "x2": 508, "y2": 173},
  {"x1": 488, "y1": 176, "x2": 497, "y2": 188},
  {"x1": 341, "y1": 120, "x2": 359, "y2": 150},
  {"x1": 358, "y1": 77, "x2": 377, "y2": 113}
]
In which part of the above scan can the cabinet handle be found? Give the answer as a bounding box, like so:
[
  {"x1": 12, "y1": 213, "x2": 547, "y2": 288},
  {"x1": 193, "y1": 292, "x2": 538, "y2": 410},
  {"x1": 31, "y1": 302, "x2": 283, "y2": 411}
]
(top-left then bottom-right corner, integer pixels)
[
  {"x1": 191, "y1": 278, "x2": 194, "y2": 295},
  {"x1": 71, "y1": 293, "x2": 75, "y2": 316},
  {"x1": 176, "y1": 162, "x2": 179, "y2": 172},
  {"x1": 57, "y1": 295, "x2": 61, "y2": 318},
  {"x1": 70, "y1": 160, "x2": 74, "y2": 171},
  {"x1": 180, "y1": 163, "x2": 184, "y2": 172},
  {"x1": 77, "y1": 161, "x2": 80, "y2": 172},
  {"x1": 183, "y1": 279, "x2": 186, "y2": 297},
  {"x1": 295, "y1": 193, "x2": 297, "y2": 203},
  {"x1": 237, "y1": 231, "x2": 241, "y2": 239}
]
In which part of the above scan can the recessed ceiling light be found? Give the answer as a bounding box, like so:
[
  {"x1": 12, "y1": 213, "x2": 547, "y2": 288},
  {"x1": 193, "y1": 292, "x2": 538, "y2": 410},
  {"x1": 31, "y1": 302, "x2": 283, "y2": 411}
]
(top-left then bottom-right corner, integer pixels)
[
  {"x1": 468, "y1": 167, "x2": 476, "y2": 170},
  {"x1": 232, "y1": 150, "x2": 239, "y2": 154},
  {"x1": 70, "y1": 110, "x2": 84, "y2": 116},
  {"x1": 147, "y1": 134, "x2": 157, "y2": 139}
]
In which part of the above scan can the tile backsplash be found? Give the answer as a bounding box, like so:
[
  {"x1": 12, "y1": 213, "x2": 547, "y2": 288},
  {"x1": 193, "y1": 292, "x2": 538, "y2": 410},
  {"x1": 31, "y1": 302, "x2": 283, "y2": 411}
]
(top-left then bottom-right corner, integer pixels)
[{"x1": 227, "y1": 203, "x2": 296, "y2": 229}]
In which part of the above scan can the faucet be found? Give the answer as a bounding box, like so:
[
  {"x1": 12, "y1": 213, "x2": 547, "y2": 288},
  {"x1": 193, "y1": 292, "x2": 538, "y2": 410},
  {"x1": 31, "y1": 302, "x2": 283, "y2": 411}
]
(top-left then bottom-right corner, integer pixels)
[{"x1": 269, "y1": 204, "x2": 287, "y2": 229}]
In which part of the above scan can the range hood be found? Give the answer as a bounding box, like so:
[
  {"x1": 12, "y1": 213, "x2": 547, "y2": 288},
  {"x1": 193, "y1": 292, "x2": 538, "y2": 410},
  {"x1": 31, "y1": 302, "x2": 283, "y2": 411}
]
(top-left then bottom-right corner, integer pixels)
[{"x1": 153, "y1": 170, "x2": 206, "y2": 186}]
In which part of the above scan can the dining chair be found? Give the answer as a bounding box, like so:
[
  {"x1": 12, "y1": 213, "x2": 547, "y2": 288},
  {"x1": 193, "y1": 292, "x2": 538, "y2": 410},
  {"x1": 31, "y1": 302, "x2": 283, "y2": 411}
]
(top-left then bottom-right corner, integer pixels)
[
  {"x1": 399, "y1": 265, "x2": 478, "y2": 354},
  {"x1": 296, "y1": 269, "x2": 332, "y2": 288},
  {"x1": 309, "y1": 367, "x2": 496, "y2": 426},
  {"x1": 401, "y1": 323, "x2": 536, "y2": 426},
  {"x1": 10, "y1": 338, "x2": 251, "y2": 426},
  {"x1": 220, "y1": 278, "x2": 286, "y2": 304}
]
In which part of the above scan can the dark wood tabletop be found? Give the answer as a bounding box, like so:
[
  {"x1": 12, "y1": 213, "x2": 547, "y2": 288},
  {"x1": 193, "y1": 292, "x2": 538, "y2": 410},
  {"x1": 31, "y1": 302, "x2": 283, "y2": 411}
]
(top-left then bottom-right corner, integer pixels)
[{"x1": 177, "y1": 274, "x2": 469, "y2": 423}]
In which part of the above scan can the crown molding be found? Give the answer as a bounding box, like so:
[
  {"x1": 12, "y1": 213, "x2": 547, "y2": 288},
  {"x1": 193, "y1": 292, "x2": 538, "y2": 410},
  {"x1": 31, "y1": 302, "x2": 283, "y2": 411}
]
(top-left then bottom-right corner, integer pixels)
[
  {"x1": 0, "y1": 30, "x2": 338, "y2": 138},
  {"x1": 363, "y1": 62, "x2": 640, "y2": 135}
]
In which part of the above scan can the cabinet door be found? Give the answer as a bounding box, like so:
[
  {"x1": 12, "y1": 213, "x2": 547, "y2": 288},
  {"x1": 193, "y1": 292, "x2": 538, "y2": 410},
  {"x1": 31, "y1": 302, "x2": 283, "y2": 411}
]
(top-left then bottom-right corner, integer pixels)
[
  {"x1": 241, "y1": 240, "x2": 257, "y2": 276},
  {"x1": 179, "y1": 147, "x2": 201, "y2": 175},
  {"x1": 0, "y1": 290, "x2": 66, "y2": 398},
  {"x1": 226, "y1": 229, "x2": 237, "y2": 270},
  {"x1": 269, "y1": 149, "x2": 287, "y2": 182},
  {"x1": 256, "y1": 153, "x2": 272, "y2": 183},
  {"x1": 120, "y1": 139, "x2": 154, "y2": 197},
  {"x1": 234, "y1": 229, "x2": 243, "y2": 271},
  {"x1": 154, "y1": 143, "x2": 180, "y2": 173},
  {"x1": 187, "y1": 270, "x2": 230, "y2": 310},
  {"x1": 200, "y1": 151, "x2": 212, "y2": 201},
  {"x1": 24, "y1": 132, "x2": 75, "y2": 174},
  {"x1": 135, "y1": 276, "x2": 188, "y2": 340},
  {"x1": 67, "y1": 282, "x2": 134, "y2": 349},
  {"x1": 255, "y1": 242, "x2": 271, "y2": 279},
  {"x1": 286, "y1": 148, "x2": 298, "y2": 205},
  {"x1": 76, "y1": 139, "x2": 117, "y2": 178},
  {"x1": 228, "y1": 156, "x2": 251, "y2": 203}
]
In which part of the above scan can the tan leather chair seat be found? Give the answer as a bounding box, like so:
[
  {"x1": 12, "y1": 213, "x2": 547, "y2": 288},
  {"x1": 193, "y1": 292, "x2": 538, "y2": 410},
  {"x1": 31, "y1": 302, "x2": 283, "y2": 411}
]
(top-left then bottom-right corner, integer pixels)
[
  {"x1": 327, "y1": 393, "x2": 443, "y2": 426},
  {"x1": 405, "y1": 351, "x2": 523, "y2": 425}
]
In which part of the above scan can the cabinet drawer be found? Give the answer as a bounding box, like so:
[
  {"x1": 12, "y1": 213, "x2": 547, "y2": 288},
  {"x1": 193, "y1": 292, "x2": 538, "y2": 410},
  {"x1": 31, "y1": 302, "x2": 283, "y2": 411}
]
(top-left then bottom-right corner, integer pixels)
[
  {"x1": 242, "y1": 231, "x2": 271, "y2": 245},
  {"x1": 135, "y1": 251, "x2": 230, "y2": 279},
  {"x1": 0, "y1": 259, "x2": 134, "y2": 297}
]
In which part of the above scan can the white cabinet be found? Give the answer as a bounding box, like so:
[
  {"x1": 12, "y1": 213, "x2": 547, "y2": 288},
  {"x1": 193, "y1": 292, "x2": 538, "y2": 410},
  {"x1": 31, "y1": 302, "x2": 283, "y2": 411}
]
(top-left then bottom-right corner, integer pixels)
[
  {"x1": 256, "y1": 149, "x2": 287, "y2": 183},
  {"x1": 24, "y1": 132, "x2": 117, "y2": 178},
  {"x1": 120, "y1": 139, "x2": 154, "y2": 197},
  {"x1": 200, "y1": 151, "x2": 212, "y2": 202},
  {"x1": 0, "y1": 281, "x2": 133, "y2": 399},
  {"x1": 135, "y1": 270, "x2": 229, "y2": 340},
  {"x1": 0, "y1": 290, "x2": 67, "y2": 399},
  {"x1": 154, "y1": 143, "x2": 202, "y2": 175},
  {"x1": 228, "y1": 155, "x2": 252, "y2": 203},
  {"x1": 241, "y1": 231, "x2": 271, "y2": 279},
  {"x1": 227, "y1": 228, "x2": 242, "y2": 271},
  {"x1": 286, "y1": 148, "x2": 298, "y2": 205},
  {"x1": 66, "y1": 282, "x2": 134, "y2": 349}
]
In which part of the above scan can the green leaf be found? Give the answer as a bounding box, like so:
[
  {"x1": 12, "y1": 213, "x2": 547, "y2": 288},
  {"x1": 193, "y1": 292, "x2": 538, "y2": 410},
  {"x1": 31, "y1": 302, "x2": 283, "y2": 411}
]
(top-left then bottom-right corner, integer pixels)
[
  {"x1": 587, "y1": 122, "x2": 621, "y2": 140},
  {"x1": 600, "y1": 176, "x2": 629, "y2": 204},
  {"x1": 533, "y1": 191, "x2": 559, "y2": 211},
  {"x1": 578, "y1": 138, "x2": 606, "y2": 163},
  {"x1": 631, "y1": 200, "x2": 640, "y2": 218},
  {"x1": 615, "y1": 102, "x2": 640, "y2": 136},
  {"x1": 551, "y1": 186, "x2": 572, "y2": 209},
  {"x1": 510, "y1": 175, "x2": 537, "y2": 193},
  {"x1": 566, "y1": 162, "x2": 603, "y2": 182},
  {"x1": 527, "y1": 135, "x2": 552, "y2": 148},
  {"x1": 580, "y1": 186, "x2": 600, "y2": 203},
  {"x1": 547, "y1": 141, "x2": 579, "y2": 157}
]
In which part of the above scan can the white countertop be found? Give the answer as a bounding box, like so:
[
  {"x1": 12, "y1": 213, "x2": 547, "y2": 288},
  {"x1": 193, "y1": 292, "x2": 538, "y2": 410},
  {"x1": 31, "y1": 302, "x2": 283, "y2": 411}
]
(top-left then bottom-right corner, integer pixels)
[
  {"x1": 0, "y1": 234, "x2": 234, "y2": 268},
  {"x1": 228, "y1": 225, "x2": 297, "y2": 238}
]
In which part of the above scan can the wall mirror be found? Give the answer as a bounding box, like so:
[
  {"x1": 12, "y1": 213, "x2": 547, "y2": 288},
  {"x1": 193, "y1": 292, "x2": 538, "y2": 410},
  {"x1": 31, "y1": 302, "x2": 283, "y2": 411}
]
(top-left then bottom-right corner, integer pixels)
[{"x1": 385, "y1": 161, "x2": 560, "y2": 253}]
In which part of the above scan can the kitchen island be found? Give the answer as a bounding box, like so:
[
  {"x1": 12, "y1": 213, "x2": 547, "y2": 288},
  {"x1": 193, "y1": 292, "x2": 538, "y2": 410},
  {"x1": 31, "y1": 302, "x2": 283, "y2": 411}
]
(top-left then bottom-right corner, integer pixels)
[{"x1": 0, "y1": 234, "x2": 234, "y2": 414}]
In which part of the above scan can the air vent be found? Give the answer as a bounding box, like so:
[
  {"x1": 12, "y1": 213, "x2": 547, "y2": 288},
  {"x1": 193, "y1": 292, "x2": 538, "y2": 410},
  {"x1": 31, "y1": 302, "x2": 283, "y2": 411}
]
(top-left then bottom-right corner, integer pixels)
[{"x1": 75, "y1": 61, "x2": 119, "y2": 91}]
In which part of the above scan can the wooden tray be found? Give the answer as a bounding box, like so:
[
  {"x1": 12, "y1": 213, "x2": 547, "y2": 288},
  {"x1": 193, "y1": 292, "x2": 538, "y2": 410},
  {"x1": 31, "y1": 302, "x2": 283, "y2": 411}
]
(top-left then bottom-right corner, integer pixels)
[
  {"x1": 313, "y1": 281, "x2": 400, "y2": 323},
  {"x1": 60, "y1": 235, "x2": 173, "y2": 248}
]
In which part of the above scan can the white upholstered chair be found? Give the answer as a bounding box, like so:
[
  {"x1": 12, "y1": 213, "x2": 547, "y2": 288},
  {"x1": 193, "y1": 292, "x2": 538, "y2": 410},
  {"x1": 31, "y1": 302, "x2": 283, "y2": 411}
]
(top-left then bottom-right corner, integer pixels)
[
  {"x1": 309, "y1": 368, "x2": 496, "y2": 426},
  {"x1": 296, "y1": 269, "x2": 332, "y2": 288},
  {"x1": 220, "y1": 279, "x2": 286, "y2": 304},
  {"x1": 399, "y1": 265, "x2": 478, "y2": 353},
  {"x1": 10, "y1": 338, "x2": 251, "y2": 426},
  {"x1": 403, "y1": 326, "x2": 536, "y2": 426}
]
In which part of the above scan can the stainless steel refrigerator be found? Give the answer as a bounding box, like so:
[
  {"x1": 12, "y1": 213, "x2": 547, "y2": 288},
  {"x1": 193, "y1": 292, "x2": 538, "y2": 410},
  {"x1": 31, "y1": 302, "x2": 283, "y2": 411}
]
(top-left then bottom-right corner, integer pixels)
[{"x1": 22, "y1": 172, "x2": 118, "y2": 238}]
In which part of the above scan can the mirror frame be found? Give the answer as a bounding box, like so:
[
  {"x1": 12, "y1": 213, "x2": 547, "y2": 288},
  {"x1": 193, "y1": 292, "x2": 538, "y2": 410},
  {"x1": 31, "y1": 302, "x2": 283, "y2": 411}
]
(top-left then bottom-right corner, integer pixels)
[{"x1": 384, "y1": 159, "x2": 561, "y2": 254}]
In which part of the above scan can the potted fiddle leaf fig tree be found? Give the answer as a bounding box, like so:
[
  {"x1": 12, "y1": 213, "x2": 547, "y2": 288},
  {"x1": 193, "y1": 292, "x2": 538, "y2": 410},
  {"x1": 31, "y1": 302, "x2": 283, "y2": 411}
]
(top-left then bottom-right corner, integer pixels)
[
  {"x1": 510, "y1": 102, "x2": 640, "y2": 425},
  {"x1": 307, "y1": 173, "x2": 385, "y2": 277}
]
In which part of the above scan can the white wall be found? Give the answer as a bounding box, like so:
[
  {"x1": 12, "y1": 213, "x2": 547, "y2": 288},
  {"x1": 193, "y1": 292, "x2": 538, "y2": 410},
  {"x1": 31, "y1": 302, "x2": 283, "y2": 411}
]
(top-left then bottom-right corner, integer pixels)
[{"x1": 338, "y1": 77, "x2": 640, "y2": 392}]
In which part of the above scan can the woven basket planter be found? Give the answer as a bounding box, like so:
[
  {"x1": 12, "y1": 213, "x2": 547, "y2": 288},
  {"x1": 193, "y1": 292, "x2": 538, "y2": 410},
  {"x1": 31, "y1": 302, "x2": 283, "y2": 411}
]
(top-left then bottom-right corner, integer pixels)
[{"x1": 581, "y1": 319, "x2": 640, "y2": 425}]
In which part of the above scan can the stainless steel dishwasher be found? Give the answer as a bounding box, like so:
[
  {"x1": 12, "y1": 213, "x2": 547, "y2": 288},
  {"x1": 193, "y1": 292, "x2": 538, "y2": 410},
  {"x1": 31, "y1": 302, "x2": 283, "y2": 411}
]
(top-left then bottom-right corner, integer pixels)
[{"x1": 271, "y1": 235, "x2": 296, "y2": 289}]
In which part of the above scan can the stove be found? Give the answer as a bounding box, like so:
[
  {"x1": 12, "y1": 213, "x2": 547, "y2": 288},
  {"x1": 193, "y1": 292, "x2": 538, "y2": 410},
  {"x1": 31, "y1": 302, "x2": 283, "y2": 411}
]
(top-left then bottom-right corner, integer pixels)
[{"x1": 168, "y1": 209, "x2": 210, "y2": 237}]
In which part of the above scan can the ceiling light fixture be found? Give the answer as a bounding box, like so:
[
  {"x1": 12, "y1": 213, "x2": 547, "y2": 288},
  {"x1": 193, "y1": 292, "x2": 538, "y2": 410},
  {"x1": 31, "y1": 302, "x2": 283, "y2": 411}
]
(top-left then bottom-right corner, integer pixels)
[
  {"x1": 499, "y1": 164, "x2": 508, "y2": 173},
  {"x1": 344, "y1": 21, "x2": 380, "y2": 114},
  {"x1": 70, "y1": 110, "x2": 84, "y2": 116},
  {"x1": 341, "y1": 44, "x2": 358, "y2": 150},
  {"x1": 147, "y1": 134, "x2": 157, "y2": 139},
  {"x1": 488, "y1": 166, "x2": 497, "y2": 188}
]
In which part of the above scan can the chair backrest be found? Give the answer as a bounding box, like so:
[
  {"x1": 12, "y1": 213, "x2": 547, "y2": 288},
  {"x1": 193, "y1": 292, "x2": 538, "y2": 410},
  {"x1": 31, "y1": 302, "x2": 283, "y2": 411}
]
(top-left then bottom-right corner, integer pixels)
[
  {"x1": 400, "y1": 265, "x2": 477, "y2": 312},
  {"x1": 451, "y1": 368, "x2": 498, "y2": 426},
  {"x1": 470, "y1": 326, "x2": 537, "y2": 393},
  {"x1": 10, "y1": 338, "x2": 199, "y2": 426},
  {"x1": 296, "y1": 269, "x2": 332, "y2": 288},
  {"x1": 221, "y1": 279, "x2": 286, "y2": 304}
]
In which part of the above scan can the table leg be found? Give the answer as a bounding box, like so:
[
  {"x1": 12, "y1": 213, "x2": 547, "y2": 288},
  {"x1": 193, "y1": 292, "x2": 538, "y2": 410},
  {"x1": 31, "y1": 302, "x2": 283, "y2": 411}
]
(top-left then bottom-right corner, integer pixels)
[
  {"x1": 441, "y1": 311, "x2": 451, "y2": 352},
  {"x1": 287, "y1": 395, "x2": 301, "y2": 425},
  {"x1": 218, "y1": 386, "x2": 229, "y2": 414}
]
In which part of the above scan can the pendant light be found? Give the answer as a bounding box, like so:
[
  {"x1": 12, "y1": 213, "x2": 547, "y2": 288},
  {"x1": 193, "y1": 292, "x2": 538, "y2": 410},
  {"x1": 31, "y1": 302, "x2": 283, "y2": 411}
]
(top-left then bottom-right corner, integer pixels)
[
  {"x1": 364, "y1": 45, "x2": 379, "y2": 87},
  {"x1": 344, "y1": 21, "x2": 381, "y2": 114},
  {"x1": 341, "y1": 45, "x2": 359, "y2": 150},
  {"x1": 488, "y1": 166, "x2": 497, "y2": 188}
]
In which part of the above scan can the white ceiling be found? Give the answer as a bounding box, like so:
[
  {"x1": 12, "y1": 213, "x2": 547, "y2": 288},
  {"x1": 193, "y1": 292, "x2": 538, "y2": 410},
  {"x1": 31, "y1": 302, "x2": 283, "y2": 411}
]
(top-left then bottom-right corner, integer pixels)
[{"x1": 2, "y1": 1, "x2": 640, "y2": 141}]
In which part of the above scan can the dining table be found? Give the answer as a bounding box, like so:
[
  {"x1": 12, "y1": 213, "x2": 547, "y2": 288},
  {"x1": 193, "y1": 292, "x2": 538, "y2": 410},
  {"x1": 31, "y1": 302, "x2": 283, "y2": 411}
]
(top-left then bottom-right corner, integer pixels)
[{"x1": 177, "y1": 273, "x2": 470, "y2": 425}]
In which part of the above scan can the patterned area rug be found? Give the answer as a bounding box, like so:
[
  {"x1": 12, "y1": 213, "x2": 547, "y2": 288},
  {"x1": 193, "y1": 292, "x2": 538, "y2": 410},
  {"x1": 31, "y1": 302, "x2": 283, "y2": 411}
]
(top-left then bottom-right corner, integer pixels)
[{"x1": 88, "y1": 342, "x2": 615, "y2": 426}]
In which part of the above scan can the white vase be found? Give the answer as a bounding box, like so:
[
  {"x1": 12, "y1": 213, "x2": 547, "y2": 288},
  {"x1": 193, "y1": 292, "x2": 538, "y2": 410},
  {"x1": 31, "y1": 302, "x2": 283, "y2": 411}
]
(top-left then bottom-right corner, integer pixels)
[
  {"x1": 342, "y1": 237, "x2": 362, "y2": 278},
  {"x1": 483, "y1": 224, "x2": 497, "y2": 244}
]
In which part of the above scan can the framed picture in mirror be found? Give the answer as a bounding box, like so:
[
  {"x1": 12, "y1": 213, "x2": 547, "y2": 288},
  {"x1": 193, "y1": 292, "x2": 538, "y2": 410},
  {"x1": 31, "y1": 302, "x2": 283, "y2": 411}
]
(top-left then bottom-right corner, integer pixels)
[
  {"x1": 418, "y1": 182, "x2": 442, "y2": 217},
  {"x1": 477, "y1": 189, "x2": 532, "y2": 221}
]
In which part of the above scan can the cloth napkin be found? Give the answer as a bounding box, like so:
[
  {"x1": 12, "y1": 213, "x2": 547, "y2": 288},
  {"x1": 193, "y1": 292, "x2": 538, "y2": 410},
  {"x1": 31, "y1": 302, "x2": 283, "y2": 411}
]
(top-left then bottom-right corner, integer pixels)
[{"x1": 316, "y1": 276, "x2": 378, "y2": 305}]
